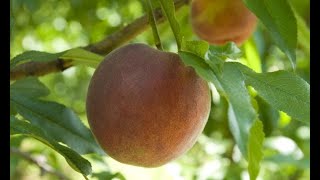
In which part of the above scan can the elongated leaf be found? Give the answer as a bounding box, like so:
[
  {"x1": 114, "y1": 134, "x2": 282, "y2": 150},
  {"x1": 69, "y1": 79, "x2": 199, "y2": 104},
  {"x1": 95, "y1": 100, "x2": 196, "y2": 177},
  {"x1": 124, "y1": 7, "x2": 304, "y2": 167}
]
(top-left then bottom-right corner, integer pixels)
[
  {"x1": 241, "y1": 39, "x2": 262, "y2": 73},
  {"x1": 219, "y1": 63, "x2": 257, "y2": 157},
  {"x1": 181, "y1": 39, "x2": 209, "y2": 59},
  {"x1": 294, "y1": 9, "x2": 310, "y2": 54},
  {"x1": 10, "y1": 51, "x2": 65, "y2": 69},
  {"x1": 248, "y1": 120, "x2": 265, "y2": 180},
  {"x1": 256, "y1": 95, "x2": 279, "y2": 136},
  {"x1": 158, "y1": 0, "x2": 182, "y2": 50},
  {"x1": 208, "y1": 42, "x2": 242, "y2": 60},
  {"x1": 206, "y1": 42, "x2": 243, "y2": 75},
  {"x1": 60, "y1": 48, "x2": 104, "y2": 68},
  {"x1": 10, "y1": 77, "x2": 49, "y2": 98},
  {"x1": 10, "y1": 116, "x2": 92, "y2": 178},
  {"x1": 236, "y1": 63, "x2": 310, "y2": 123},
  {"x1": 243, "y1": 0, "x2": 297, "y2": 67},
  {"x1": 178, "y1": 51, "x2": 222, "y2": 90},
  {"x1": 10, "y1": 94, "x2": 105, "y2": 155},
  {"x1": 91, "y1": 172, "x2": 126, "y2": 180}
]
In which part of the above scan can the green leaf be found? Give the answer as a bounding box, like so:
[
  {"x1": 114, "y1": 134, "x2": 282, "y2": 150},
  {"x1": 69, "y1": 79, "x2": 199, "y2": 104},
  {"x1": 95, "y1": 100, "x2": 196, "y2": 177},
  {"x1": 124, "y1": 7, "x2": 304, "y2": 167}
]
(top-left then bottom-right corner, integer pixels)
[
  {"x1": 10, "y1": 94, "x2": 105, "y2": 155},
  {"x1": 158, "y1": 0, "x2": 182, "y2": 50},
  {"x1": 294, "y1": 9, "x2": 310, "y2": 54},
  {"x1": 206, "y1": 42, "x2": 243, "y2": 75},
  {"x1": 237, "y1": 64, "x2": 310, "y2": 123},
  {"x1": 240, "y1": 39, "x2": 262, "y2": 73},
  {"x1": 178, "y1": 51, "x2": 221, "y2": 90},
  {"x1": 60, "y1": 48, "x2": 104, "y2": 68},
  {"x1": 208, "y1": 42, "x2": 243, "y2": 60},
  {"x1": 219, "y1": 63, "x2": 257, "y2": 157},
  {"x1": 181, "y1": 39, "x2": 209, "y2": 59},
  {"x1": 248, "y1": 120, "x2": 265, "y2": 180},
  {"x1": 10, "y1": 116, "x2": 92, "y2": 177},
  {"x1": 91, "y1": 172, "x2": 126, "y2": 180},
  {"x1": 243, "y1": 0, "x2": 297, "y2": 67},
  {"x1": 255, "y1": 96, "x2": 279, "y2": 136},
  {"x1": 10, "y1": 102, "x2": 17, "y2": 115},
  {"x1": 10, "y1": 51, "x2": 65, "y2": 69},
  {"x1": 10, "y1": 77, "x2": 50, "y2": 98}
]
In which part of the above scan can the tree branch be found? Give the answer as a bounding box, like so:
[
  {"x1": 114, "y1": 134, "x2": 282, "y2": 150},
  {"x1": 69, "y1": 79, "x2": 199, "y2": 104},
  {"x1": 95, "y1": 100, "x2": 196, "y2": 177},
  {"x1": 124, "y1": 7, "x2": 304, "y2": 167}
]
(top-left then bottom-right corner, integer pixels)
[
  {"x1": 10, "y1": 0, "x2": 190, "y2": 81},
  {"x1": 10, "y1": 147, "x2": 69, "y2": 180}
]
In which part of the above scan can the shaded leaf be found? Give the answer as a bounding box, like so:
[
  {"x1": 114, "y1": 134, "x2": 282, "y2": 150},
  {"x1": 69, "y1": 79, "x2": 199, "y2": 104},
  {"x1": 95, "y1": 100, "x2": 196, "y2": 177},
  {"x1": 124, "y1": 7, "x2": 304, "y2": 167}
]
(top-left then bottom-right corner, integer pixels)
[
  {"x1": 10, "y1": 94, "x2": 105, "y2": 155},
  {"x1": 178, "y1": 51, "x2": 221, "y2": 90},
  {"x1": 10, "y1": 116, "x2": 92, "y2": 178},
  {"x1": 255, "y1": 95, "x2": 279, "y2": 136},
  {"x1": 236, "y1": 63, "x2": 310, "y2": 123},
  {"x1": 10, "y1": 77, "x2": 49, "y2": 98},
  {"x1": 219, "y1": 63, "x2": 257, "y2": 157},
  {"x1": 10, "y1": 51, "x2": 64, "y2": 69}
]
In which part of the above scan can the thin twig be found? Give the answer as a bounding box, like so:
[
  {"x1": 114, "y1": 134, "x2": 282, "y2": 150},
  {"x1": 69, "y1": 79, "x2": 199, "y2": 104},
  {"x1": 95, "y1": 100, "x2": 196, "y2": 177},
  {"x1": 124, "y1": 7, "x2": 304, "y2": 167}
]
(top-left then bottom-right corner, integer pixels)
[
  {"x1": 10, "y1": 147, "x2": 69, "y2": 180},
  {"x1": 10, "y1": 0, "x2": 190, "y2": 81}
]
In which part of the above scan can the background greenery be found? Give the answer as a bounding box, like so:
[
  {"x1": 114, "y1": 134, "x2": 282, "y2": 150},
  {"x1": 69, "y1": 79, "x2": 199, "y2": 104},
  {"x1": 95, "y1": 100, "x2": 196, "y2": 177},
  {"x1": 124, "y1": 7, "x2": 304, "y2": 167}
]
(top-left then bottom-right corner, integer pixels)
[{"x1": 10, "y1": 0, "x2": 310, "y2": 179}]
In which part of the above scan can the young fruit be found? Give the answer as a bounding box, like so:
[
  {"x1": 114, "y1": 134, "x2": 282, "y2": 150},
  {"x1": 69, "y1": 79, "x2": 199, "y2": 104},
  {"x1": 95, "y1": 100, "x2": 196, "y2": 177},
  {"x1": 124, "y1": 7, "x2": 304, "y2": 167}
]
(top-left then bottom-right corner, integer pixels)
[
  {"x1": 191, "y1": 0, "x2": 257, "y2": 45},
  {"x1": 86, "y1": 43, "x2": 211, "y2": 167}
]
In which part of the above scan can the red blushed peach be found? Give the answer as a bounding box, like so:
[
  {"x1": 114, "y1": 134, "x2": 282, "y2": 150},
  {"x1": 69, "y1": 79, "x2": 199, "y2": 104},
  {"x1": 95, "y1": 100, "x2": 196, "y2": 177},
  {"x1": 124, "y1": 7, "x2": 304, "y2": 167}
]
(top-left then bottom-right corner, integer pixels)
[{"x1": 86, "y1": 43, "x2": 211, "y2": 167}]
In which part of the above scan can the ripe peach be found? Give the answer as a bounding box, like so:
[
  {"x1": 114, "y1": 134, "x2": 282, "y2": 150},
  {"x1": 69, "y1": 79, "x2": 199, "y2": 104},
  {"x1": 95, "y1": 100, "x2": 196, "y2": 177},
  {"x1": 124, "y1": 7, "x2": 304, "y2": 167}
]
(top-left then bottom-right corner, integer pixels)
[
  {"x1": 191, "y1": 0, "x2": 257, "y2": 45},
  {"x1": 86, "y1": 44, "x2": 211, "y2": 167}
]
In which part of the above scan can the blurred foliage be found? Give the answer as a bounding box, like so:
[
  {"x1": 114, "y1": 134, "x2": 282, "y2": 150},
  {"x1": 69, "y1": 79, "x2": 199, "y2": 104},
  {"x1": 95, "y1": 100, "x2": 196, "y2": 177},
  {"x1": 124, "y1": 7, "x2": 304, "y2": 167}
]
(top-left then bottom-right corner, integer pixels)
[{"x1": 10, "y1": 0, "x2": 309, "y2": 179}]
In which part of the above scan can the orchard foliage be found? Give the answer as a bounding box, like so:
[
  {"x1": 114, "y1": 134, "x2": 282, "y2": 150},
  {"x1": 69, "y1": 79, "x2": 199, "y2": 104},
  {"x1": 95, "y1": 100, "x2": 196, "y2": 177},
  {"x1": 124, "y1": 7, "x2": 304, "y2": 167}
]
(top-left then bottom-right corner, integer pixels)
[{"x1": 10, "y1": 0, "x2": 309, "y2": 179}]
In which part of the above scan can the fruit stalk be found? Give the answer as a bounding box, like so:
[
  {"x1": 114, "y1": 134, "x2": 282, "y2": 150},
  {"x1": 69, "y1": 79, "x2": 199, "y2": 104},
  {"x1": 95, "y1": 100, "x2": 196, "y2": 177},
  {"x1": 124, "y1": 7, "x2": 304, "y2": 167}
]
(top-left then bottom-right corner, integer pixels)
[{"x1": 144, "y1": 0, "x2": 163, "y2": 50}]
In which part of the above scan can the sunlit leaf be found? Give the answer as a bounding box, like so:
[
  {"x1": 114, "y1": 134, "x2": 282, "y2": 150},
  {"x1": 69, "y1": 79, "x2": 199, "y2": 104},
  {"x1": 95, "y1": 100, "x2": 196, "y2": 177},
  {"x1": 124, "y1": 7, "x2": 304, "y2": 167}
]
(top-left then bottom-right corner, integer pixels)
[
  {"x1": 248, "y1": 120, "x2": 265, "y2": 180},
  {"x1": 243, "y1": 0, "x2": 297, "y2": 68},
  {"x1": 181, "y1": 39, "x2": 209, "y2": 59},
  {"x1": 208, "y1": 42, "x2": 243, "y2": 60},
  {"x1": 240, "y1": 39, "x2": 262, "y2": 73},
  {"x1": 61, "y1": 48, "x2": 104, "y2": 68}
]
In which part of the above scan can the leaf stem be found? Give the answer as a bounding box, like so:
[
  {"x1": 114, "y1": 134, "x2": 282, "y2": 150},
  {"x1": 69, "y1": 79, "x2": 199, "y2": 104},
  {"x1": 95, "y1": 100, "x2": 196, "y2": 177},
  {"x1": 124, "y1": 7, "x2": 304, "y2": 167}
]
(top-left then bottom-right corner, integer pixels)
[
  {"x1": 158, "y1": 0, "x2": 182, "y2": 50},
  {"x1": 145, "y1": 0, "x2": 163, "y2": 50}
]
